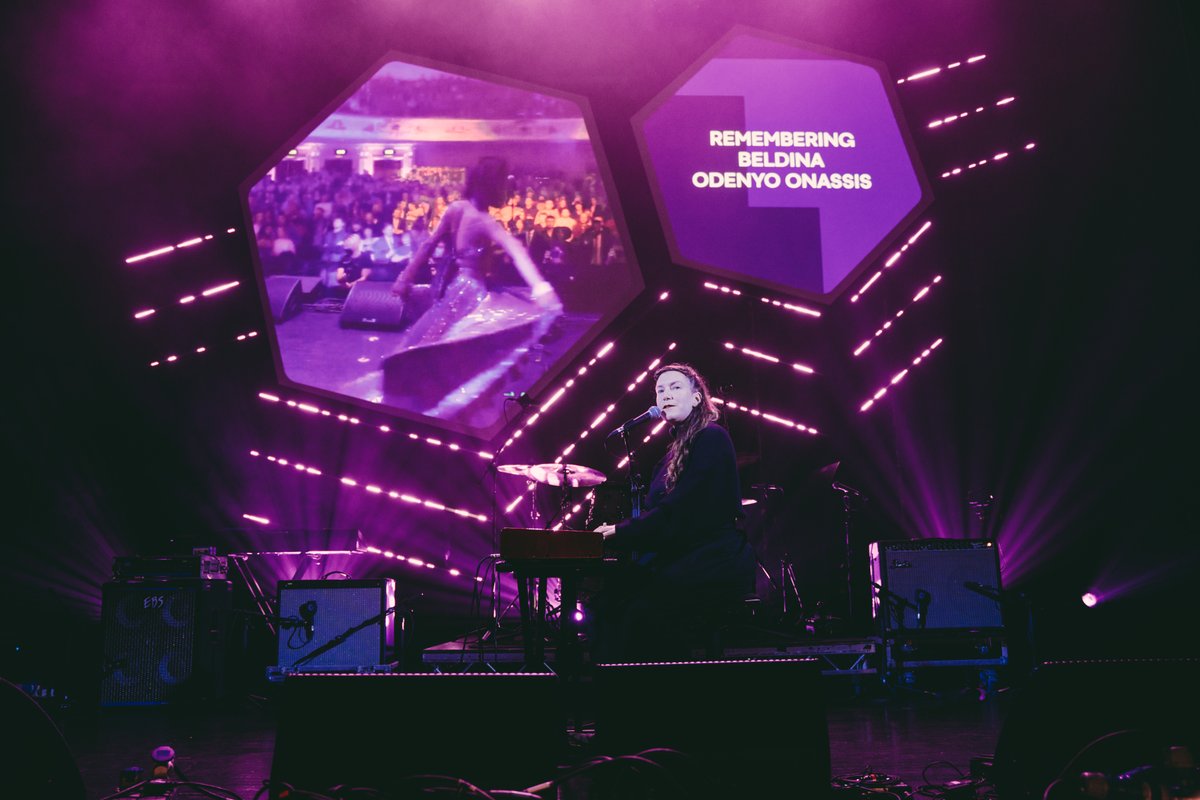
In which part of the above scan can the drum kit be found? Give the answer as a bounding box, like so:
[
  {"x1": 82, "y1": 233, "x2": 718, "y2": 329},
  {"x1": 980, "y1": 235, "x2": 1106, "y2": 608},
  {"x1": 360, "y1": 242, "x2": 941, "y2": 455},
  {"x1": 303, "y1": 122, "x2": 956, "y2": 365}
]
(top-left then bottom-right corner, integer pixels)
[{"x1": 497, "y1": 462, "x2": 609, "y2": 527}]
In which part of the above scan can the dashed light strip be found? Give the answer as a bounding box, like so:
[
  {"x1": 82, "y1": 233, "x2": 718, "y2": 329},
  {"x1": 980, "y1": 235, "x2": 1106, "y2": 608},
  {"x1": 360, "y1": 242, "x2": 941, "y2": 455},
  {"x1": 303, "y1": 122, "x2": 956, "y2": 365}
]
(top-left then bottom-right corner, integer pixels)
[
  {"x1": 125, "y1": 228, "x2": 238, "y2": 265},
  {"x1": 359, "y1": 545, "x2": 479, "y2": 581},
  {"x1": 852, "y1": 275, "x2": 944, "y2": 357},
  {"x1": 712, "y1": 397, "x2": 819, "y2": 435},
  {"x1": 249, "y1": 450, "x2": 490, "y2": 523},
  {"x1": 722, "y1": 341, "x2": 815, "y2": 375},
  {"x1": 496, "y1": 340, "x2": 616, "y2": 452},
  {"x1": 927, "y1": 95, "x2": 1015, "y2": 129},
  {"x1": 133, "y1": 280, "x2": 242, "y2": 320},
  {"x1": 702, "y1": 282, "x2": 822, "y2": 319},
  {"x1": 256, "y1": 391, "x2": 494, "y2": 461},
  {"x1": 850, "y1": 220, "x2": 933, "y2": 304},
  {"x1": 549, "y1": 344, "x2": 677, "y2": 468},
  {"x1": 896, "y1": 54, "x2": 987, "y2": 85},
  {"x1": 148, "y1": 330, "x2": 258, "y2": 367},
  {"x1": 940, "y1": 142, "x2": 1037, "y2": 179},
  {"x1": 859, "y1": 337, "x2": 944, "y2": 412},
  {"x1": 242, "y1": 514, "x2": 271, "y2": 525}
]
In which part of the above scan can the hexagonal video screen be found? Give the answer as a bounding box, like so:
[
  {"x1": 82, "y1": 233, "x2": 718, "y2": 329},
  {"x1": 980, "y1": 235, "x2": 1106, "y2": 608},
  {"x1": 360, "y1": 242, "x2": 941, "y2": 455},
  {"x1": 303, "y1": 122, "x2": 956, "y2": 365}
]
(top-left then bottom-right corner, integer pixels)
[
  {"x1": 245, "y1": 57, "x2": 642, "y2": 439},
  {"x1": 635, "y1": 29, "x2": 931, "y2": 302}
]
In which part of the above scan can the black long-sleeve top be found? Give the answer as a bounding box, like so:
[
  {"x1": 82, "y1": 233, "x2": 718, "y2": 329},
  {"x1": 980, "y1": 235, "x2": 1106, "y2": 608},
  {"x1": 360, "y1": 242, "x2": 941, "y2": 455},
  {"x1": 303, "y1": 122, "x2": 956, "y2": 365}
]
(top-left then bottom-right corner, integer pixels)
[{"x1": 606, "y1": 422, "x2": 746, "y2": 581}]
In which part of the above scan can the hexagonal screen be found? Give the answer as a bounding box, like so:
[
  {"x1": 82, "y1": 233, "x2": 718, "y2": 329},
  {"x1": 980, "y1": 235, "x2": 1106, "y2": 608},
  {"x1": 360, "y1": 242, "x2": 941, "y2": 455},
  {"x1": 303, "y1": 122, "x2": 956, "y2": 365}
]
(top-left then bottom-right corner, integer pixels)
[
  {"x1": 635, "y1": 29, "x2": 931, "y2": 302},
  {"x1": 245, "y1": 57, "x2": 641, "y2": 439}
]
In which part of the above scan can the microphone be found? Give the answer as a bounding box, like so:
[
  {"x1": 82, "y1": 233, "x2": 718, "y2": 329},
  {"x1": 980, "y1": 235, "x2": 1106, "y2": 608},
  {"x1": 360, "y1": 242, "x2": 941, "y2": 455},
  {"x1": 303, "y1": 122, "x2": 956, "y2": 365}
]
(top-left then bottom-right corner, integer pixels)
[
  {"x1": 963, "y1": 581, "x2": 1001, "y2": 600},
  {"x1": 608, "y1": 405, "x2": 663, "y2": 437},
  {"x1": 503, "y1": 391, "x2": 534, "y2": 407},
  {"x1": 915, "y1": 589, "x2": 931, "y2": 629},
  {"x1": 299, "y1": 600, "x2": 317, "y2": 640}
]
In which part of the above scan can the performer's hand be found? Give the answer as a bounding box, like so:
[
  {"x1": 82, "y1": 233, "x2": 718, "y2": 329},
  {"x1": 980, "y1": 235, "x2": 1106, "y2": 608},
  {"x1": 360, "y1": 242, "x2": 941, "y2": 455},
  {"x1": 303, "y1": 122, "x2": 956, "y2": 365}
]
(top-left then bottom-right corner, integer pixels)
[
  {"x1": 595, "y1": 524, "x2": 617, "y2": 538},
  {"x1": 532, "y1": 280, "x2": 562, "y2": 313}
]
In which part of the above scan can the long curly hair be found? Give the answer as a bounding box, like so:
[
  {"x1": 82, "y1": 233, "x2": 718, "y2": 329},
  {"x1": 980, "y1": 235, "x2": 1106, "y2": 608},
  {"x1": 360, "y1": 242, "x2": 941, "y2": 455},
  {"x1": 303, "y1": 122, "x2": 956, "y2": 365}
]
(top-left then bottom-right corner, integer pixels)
[{"x1": 655, "y1": 363, "x2": 720, "y2": 492}]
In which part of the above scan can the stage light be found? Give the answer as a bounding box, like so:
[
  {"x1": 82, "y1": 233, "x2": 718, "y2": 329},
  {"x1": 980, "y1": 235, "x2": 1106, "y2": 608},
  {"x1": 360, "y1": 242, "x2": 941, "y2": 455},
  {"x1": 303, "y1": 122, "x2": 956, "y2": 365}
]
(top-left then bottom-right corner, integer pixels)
[
  {"x1": 850, "y1": 220, "x2": 933, "y2": 303},
  {"x1": 251, "y1": 449, "x2": 490, "y2": 523},
  {"x1": 858, "y1": 337, "x2": 944, "y2": 412},
  {"x1": 896, "y1": 53, "x2": 986, "y2": 85},
  {"x1": 853, "y1": 274, "x2": 944, "y2": 356},
  {"x1": 257, "y1": 391, "x2": 494, "y2": 461},
  {"x1": 1081, "y1": 592, "x2": 1098, "y2": 608},
  {"x1": 335, "y1": 148, "x2": 347, "y2": 156},
  {"x1": 702, "y1": 282, "x2": 822, "y2": 318},
  {"x1": 927, "y1": 95, "x2": 1017, "y2": 129},
  {"x1": 712, "y1": 397, "x2": 819, "y2": 435},
  {"x1": 133, "y1": 309, "x2": 156, "y2": 320},
  {"x1": 940, "y1": 142, "x2": 1037, "y2": 179},
  {"x1": 721, "y1": 340, "x2": 816, "y2": 375},
  {"x1": 124, "y1": 229, "x2": 232, "y2": 265},
  {"x1": 242, "y1": 514, "x2": 271, "y2": 525}
]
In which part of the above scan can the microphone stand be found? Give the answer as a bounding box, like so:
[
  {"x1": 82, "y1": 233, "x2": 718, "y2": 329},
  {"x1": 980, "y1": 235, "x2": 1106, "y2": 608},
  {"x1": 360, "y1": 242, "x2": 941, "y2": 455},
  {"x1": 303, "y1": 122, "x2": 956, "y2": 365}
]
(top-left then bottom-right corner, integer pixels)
[{"x1": 620, "y1": 430, "x2": 642, "y2": 520}]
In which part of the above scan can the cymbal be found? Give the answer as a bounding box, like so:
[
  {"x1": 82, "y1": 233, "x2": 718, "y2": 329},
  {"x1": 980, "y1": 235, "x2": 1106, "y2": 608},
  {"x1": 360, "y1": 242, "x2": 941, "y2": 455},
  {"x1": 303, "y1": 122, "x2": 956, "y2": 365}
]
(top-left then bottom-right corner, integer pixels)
[
  {"x1": 497, "y1": 464, "x2": 535, "y2": 477},
  {"x1": 526, "y1": 463, "x2": 607, "y2": 488}
]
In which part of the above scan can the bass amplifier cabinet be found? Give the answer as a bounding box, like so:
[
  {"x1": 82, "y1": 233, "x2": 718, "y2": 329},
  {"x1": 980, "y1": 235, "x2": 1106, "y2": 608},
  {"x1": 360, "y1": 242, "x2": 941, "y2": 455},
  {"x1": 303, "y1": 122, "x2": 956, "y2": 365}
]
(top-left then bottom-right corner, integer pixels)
[
  {"x1": 99, "y1": 580, "x2": 232, "y2": 706},
  {"x1": 868, "y1": 539, "x2": 1003, "y2": 632},
  {"x1": 276, "y1": 579, "x2": 395, "y2": 672}
]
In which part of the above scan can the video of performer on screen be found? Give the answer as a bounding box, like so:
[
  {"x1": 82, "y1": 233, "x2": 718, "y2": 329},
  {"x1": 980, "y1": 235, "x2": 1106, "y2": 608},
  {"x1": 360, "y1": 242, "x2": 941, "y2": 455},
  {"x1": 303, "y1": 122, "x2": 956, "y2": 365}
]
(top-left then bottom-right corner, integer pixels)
[{"x1": 245, "y1": 60, "x2": 640, "y2": 437}]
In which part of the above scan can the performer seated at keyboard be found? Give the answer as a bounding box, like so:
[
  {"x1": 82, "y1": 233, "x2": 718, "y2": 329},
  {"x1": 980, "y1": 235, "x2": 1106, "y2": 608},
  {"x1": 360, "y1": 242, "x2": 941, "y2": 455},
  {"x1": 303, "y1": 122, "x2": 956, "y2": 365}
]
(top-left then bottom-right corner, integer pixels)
[{"x1": 592, "y1": 362, "x2": 756, "y2": 662}]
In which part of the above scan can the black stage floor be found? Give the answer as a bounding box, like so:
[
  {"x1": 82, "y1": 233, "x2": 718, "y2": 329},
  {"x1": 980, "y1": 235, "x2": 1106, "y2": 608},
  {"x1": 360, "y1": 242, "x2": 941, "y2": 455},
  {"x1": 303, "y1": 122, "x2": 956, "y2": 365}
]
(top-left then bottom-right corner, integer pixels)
[{"x1": 50, "y1": 669, "x2": 1009, "y2": 800}]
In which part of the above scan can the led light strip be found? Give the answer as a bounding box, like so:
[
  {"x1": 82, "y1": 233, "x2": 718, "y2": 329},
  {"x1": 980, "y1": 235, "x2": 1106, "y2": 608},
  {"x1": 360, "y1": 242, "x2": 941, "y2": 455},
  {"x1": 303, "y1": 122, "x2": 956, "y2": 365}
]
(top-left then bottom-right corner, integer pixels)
[
  {"x1": 125, "y1": 228, "x2": 239, "y2": 265},
  {"x1": 721, "y1": 341, "x2": 815, "y2": 375},
  {"x1": 242, "y1": 513, "x2": 271, "y2": 525},
  {"x1": 849, "y1": 220, "x2": 933, "y2": 304},
  {"x1": 249, "y1": 449, "x2": 490, "y2": 523},
  {"x1": 256, "y1": 392, "x2": 494, "y2": 461},
  {"x1": 858, "y1": 337, "x2": 944, "y2": 412},
  {"x1": 358, "y1": 545, "x2": 480, "y2": 581},
  {"x1": 852, "y1": 275, "x2": 944, "y2": 357},
  {"x1": 132, "y1": 280, "x2": 241, "y2": 320},
  {"x1": 927, "y1": 96, "x2": 1015, "y2": 129},
  {"x1": 521, "y1": 346, "x2": 678, "y2": 529},
  {"x1": 148, "y1": 330, "x2": 259, "y2": 367},
  {"x1": 896, "y1": 54, "x2": 986, "y2": 85},
  {"x1": 702, "y1": 282, "x2": 822, "y2": 319},
  {"x1": 712, "y1": 397, "x2": 819, "y2": 435},
  {"x1": 496, "y1": 340, "x2": 617, "y2": 452},
  {"x1": 940, "y1": 142, "x2": 1036, "y2": 179}
]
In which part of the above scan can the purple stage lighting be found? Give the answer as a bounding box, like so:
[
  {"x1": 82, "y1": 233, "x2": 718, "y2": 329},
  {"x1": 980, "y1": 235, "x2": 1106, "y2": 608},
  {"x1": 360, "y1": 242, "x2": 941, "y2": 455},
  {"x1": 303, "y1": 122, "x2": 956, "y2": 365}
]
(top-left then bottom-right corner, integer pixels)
[
  {"x1": 853, "y1": 274, "x2": 943, "y2": 356},
  {"x1": 940, "y1": 142, "x2": 1037, "y2": 179},
  {"x1": 896, "y1": 54, "x2": 987, "y2": 85},
  {"x1": 1081, "y1": 592, "x2": 1098, "y2": 608},
  {"x1": 850, "y1": 220, "x2": 933, "y2": 303},
  {"x1": 124, "y1": 229, "x2": 234, "y2": 265},
  {"x1": 148, "y1": 330, "x2": 258, "y2": 367},
  {"x1": 927, "y1": 96, "x2": 1016, "y2": 129},
  {"x1": 858, "y1": 337, "x2": 944, "y2": 412}
]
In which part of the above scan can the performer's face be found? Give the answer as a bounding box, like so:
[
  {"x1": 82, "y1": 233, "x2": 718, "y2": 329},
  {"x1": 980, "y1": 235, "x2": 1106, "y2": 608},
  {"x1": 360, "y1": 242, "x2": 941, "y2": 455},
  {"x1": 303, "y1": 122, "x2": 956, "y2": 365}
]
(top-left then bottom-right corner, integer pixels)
[{"x1": 655, "y1": 370, "x2": 700, "y2": 423}]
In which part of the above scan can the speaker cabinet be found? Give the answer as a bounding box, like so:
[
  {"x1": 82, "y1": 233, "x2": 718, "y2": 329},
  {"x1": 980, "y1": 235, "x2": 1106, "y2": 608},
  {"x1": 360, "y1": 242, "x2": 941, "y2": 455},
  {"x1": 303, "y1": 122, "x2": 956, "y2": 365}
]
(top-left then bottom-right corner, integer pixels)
[
  {"x1": 594, "y1": 658, "x2": 831, "y2": 799},
  {"x1": 99, "y1": 580, "x2": 232, "y2": 706},
  {"x1": 993, "y1": 658, "x2": 1200, "y2": 800},
  {"x1": 869, "y1": 539, "x2": 1003, "y2": 631},
  {"x1": 339, "y1": 282, "x2": 431, "y2": 330},
  {"x1": 269, "y1": 673, "x2": 564, "y2": 796},
  {"x1": 276, "y1": 579, "x2": 395, "y2": 671},
  {"x1": 264, "y1": 275, "x2": 303, "y2": 323}
]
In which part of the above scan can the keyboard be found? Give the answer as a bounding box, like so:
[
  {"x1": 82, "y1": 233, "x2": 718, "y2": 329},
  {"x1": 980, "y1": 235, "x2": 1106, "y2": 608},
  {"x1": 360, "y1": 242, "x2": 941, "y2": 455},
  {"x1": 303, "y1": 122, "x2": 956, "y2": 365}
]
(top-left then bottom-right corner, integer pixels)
[{"x1": 499, "y1": 528, "x2": 604, "y2": 561}]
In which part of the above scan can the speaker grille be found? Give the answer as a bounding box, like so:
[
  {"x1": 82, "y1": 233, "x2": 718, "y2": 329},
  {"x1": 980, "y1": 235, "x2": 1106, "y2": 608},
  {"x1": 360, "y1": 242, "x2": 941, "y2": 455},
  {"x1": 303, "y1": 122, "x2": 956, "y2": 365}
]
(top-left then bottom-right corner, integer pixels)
[
  {"x1": 276, "y1": 580, "x2": 394, "y2": 670},
  {"x1": 99, "y1": 580, "x2": 231, "y2": 706},
  {"x1": 869, "y1": 539, "x2": 1003, "y2": 630}
]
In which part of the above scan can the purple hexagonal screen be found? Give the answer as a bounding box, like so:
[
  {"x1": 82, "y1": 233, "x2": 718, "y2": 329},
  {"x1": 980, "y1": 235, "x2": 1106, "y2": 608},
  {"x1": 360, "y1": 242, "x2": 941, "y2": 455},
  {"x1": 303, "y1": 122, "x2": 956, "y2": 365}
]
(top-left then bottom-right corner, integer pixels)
[
  {"x1": 637, "y1": 31, "x2": 929, "y2": 300},
  {"x1": 244, "y1": 58, "x2": 642, "y2": 439}
]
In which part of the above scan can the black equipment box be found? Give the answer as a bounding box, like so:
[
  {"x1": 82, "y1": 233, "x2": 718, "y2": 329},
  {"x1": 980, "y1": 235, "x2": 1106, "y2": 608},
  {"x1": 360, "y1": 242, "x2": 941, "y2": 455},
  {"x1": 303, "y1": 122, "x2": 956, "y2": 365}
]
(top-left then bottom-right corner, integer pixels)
[{"x1": 113, "y1": 554, "x2": 229, "y2": 581}]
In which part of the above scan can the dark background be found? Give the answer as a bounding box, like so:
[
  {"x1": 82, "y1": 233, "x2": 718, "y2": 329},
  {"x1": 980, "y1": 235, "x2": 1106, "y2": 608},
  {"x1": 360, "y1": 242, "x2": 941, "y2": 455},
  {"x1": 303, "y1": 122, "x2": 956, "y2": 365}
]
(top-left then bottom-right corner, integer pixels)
[{"x1": 2, "y1": 0, "x2": 1193, "y2": 703}]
